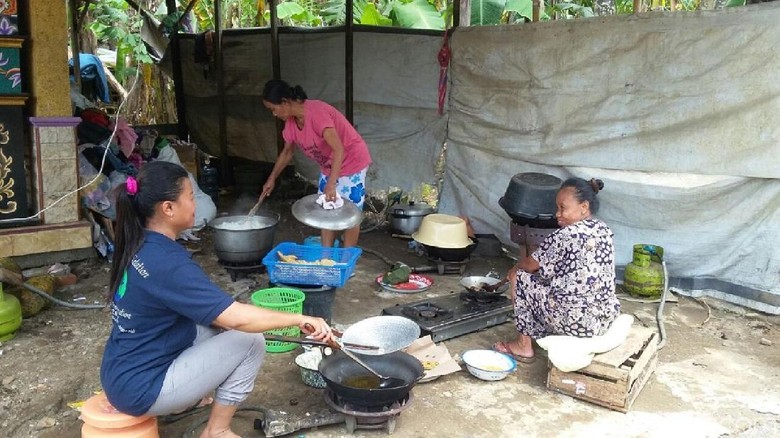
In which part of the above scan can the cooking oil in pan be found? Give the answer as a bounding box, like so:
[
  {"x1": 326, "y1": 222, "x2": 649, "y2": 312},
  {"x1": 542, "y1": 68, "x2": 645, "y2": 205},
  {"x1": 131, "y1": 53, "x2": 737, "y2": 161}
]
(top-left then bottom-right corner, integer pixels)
[{"x1": 342, "y1": 374, "x2": 405, "y2": 389}]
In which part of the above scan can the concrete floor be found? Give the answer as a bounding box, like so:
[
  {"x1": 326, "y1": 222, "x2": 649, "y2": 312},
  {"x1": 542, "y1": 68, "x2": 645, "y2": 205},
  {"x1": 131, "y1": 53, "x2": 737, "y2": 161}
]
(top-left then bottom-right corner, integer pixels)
[
  {"x1": 2, "y1": 196, "x2": 778, "y2": 437},
  {"x1": 164, "y1": 199, "x2": 780, "y2": 438}
]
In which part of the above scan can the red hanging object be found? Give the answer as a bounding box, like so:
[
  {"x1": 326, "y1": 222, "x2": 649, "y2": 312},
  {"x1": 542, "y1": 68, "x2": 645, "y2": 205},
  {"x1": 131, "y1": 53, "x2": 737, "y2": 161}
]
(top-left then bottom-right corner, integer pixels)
[{"x1": 437, "y1": 30, "x2": 451, "y2": 116}]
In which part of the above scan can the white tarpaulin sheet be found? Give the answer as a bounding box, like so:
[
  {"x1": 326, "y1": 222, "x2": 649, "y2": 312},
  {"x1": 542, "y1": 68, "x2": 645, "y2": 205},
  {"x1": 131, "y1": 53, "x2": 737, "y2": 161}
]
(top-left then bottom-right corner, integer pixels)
[{"x1": 441, "y1": 5, "x2": 780, "y2": 302}]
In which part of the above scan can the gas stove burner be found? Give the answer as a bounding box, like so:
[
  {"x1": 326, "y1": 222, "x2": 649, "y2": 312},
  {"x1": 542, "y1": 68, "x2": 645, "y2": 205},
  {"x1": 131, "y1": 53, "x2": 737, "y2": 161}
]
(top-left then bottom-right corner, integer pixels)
[
  {"x1": 324, "y1": 389, "x2": 413, "y2": 434},
  {"x1": 460, "y1": 291, "x2": 509, "y2": 305},
  {"x1": 426, "y1": 256, "x2": 470, "y2": 275},
  {"x1": 401, "y1": 302, "x2": 454, "y2": 322},
  {"x1": 382, "y1": 293, "x2": 513, "y2": 342},
  {"x1": 218, "y1": 260, "x2": 265, "y2": 282}
]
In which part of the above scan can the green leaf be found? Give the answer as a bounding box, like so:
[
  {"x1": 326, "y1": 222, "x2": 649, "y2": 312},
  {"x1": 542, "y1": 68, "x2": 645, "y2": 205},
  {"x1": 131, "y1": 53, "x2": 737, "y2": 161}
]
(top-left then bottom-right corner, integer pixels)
[
  {"x1": 277, "y1": 2, "x2": 306, "y2": 20},
  {"x1": 505, "y1": 0, "x2": 533, "y2": 20},
  {"x1": 725, "y1": 0, "x2": 745, "y2": 6},
  {"x1": 470, "y1": 0, "x2": 505, "y2": 25},
  {"x1": 361, "y1": 3, "x2": 393, "y2": 25},
  {"x1": 392, "y1": 0, "x2": 445, "y2": 29}
]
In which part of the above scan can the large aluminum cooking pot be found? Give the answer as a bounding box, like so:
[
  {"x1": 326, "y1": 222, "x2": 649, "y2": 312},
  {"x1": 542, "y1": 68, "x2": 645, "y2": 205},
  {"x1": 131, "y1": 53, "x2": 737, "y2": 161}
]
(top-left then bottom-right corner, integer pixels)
[
  {"x1": 390, "y1": 202, "x2": 434, "y2": 235},
  {"x1": 498, "y1": 172, "x2": 562, "y2": 224},
  {"x1": 209, "y1": 212, "x2": 279, "y2": 263},
  {"x1": 318, "y1": 350, "x2": 424, "y2": 407}
]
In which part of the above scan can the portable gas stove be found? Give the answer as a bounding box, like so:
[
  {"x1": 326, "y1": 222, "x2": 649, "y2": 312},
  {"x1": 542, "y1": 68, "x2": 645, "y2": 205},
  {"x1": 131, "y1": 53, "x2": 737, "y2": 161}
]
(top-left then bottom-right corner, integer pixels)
[
  {"x1": 323, "y1": 388, "x2": 412, "y2": 434},
  {"x1": 218, "y1": 260, "x2": 265, "y2": 282},
  {"x1": 425, "y1": 256, "x2": 470, "y2": 275},
  {"x1": 382, "y1": 292, "x2": 514, "y2": 342},
  {"x1": 251, "y1": 391, "x2": 413, "y2": 436}
]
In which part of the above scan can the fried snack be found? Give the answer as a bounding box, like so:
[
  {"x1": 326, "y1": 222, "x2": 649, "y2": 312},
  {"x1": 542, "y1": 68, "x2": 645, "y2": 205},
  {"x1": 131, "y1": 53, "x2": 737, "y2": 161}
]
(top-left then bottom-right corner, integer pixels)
[
  {"x1": 277, "y1": 252, "x2": 339, "y2": 266},
  {"x1": 422, "y1": 360, "x2": 439, "y2": 371}
]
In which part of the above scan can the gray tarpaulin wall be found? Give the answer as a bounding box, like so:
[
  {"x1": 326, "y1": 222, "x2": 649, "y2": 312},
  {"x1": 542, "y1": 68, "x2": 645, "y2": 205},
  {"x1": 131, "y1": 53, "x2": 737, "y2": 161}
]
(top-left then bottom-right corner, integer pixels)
[
  {"x1": 178, "y1": 4, "x2": 780, "y2": 311},
  {"x1": 179, "y1": 28, "x2": 446, "y2": 190}
]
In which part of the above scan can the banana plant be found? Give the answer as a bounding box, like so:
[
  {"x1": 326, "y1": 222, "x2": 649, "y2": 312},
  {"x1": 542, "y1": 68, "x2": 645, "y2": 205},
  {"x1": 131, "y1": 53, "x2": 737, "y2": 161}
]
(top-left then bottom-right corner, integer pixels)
[{"x1": 392, "y1": 0, "x2": 446, "y2": 29}]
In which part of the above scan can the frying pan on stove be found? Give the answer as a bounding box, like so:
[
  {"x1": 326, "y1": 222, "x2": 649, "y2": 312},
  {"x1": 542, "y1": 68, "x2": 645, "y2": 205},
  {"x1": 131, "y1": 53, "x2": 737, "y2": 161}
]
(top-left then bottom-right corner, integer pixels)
[{"x1": 460, "y1": 276, "x2": 509, "y2": 294}]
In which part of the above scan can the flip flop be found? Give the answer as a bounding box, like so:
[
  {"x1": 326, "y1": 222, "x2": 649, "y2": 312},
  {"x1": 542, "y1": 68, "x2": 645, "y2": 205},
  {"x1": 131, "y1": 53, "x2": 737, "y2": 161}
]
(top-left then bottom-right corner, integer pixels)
[{"x1": 492, "y1": 341, "x2": 536, "y2": 364}]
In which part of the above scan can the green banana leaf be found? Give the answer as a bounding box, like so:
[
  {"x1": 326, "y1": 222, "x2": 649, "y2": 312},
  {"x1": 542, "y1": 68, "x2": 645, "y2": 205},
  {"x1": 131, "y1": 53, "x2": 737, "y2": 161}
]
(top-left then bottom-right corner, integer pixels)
[
  {"x1": 392, "y1": 0, "x2": 445, "y2": 30},
  {"x1": 361, "y1": 3, "x2": 393, "y2": 26},
  {"x1": 505, "y1": 0, "x2": 533, "y2": 21},
  {"x1": 471, "y1": 0, "x2": 505, "y2": 25}
]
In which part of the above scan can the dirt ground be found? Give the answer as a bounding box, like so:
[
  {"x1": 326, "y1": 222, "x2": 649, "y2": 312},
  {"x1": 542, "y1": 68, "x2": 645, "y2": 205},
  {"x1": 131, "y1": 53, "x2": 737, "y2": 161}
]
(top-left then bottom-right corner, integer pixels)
[{"x1": 1, "y1": 198, "x2": 779, "y2": 438}]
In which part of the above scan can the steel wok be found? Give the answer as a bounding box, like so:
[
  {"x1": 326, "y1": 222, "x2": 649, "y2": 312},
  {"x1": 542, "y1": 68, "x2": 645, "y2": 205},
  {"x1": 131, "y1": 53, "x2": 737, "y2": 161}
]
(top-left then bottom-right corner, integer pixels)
[
  {"x1": 460, "y1": 276, "x2": 509, "y2": 294},
  {"x1": 318, "y1": 350, "x2": 424, "y2": 407}
]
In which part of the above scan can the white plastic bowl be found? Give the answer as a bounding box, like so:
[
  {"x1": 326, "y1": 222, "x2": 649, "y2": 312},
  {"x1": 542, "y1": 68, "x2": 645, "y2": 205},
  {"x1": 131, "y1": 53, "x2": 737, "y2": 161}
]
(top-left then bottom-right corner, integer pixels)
[{"x1": 462, "y1": 349, "x2": 517, "y2": 381}]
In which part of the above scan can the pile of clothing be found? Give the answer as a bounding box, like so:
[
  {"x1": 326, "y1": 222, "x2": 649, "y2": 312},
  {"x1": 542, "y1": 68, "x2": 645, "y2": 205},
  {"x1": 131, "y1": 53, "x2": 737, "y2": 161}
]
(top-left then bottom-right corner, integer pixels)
[{"x1": 75, "y1": 106, "x2": 217, "y2": 257}]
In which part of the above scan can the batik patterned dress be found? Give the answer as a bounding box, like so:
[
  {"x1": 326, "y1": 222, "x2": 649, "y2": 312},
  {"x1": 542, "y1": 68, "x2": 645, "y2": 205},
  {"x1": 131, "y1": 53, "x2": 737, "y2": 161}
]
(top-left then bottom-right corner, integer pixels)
[{"x1": 513, "y1": 218, "x2": 620, "y2": 338}]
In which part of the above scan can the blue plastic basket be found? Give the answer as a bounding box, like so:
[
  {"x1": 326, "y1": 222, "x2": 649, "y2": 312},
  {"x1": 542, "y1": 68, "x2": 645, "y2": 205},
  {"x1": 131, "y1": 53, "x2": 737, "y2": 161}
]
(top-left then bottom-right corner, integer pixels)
[{"x1": 263, "y1": 242, "x2": 362, "y2": 287}]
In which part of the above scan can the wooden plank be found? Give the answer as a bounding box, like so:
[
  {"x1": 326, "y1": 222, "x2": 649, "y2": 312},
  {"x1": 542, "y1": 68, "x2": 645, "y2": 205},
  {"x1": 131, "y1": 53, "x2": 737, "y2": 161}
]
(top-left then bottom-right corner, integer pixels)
[
  {"x1": 547, "y1": 366, "x2": 628, "y2": 408},
  {"x1": 629, "y1": 332, "x2": 658, "y2": 383},
  {"x1": 572, "y1": 361, "x2": 627, "y2": 382},
  {"x1": 626, "y1": 354, "x2": 658, "y2": 411},
  {"x1": 592, "y1": 326, "x2": 655, "y2": 367}
]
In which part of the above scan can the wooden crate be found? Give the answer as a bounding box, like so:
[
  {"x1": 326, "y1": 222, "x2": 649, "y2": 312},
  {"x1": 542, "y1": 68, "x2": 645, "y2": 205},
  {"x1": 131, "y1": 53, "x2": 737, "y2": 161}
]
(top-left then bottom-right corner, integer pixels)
[{"x1": 546, "y1": 326, "x2": 658, "y2": 413}]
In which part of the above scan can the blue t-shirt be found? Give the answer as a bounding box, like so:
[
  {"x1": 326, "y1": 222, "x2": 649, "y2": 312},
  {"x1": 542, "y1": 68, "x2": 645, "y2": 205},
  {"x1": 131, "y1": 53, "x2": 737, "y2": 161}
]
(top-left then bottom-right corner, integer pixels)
[{"x1": 100, "y1": 231, "x2": 234, "y2": 416}]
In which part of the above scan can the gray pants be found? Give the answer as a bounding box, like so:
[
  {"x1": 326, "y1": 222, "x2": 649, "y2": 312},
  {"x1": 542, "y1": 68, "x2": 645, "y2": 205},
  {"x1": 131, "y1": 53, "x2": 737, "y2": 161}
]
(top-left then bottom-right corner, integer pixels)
[{"x1": 145, "y1": 326, "x2": 265, "y2": 416}]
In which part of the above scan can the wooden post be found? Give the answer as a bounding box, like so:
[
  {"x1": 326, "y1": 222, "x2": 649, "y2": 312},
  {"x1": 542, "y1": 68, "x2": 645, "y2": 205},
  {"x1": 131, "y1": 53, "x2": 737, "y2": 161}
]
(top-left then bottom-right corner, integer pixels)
[
  {"x1": 270, "y1": 0, "x2": 283, "y2": 153},
  {"x1": 532, "y1": 0, "x2": 541, "y2": 22},
  {"x1": 69, "y1": 0, "x2": 82, "y2": 93},
  {"x1": 166, "y1": 0, "x2": 189, "y2": 139},
  {"x1": 215, "y1": 0, "x2": 228, "y2": 164},
  {"x1": 345, "y1": 0, "x2": 354, "y2": 124},
  {"x1": 633, "y1": 0, "x2": 642, "y2": 13},
  {"x1": 670, "y1": 0, "x2": 677, "y2": 11}
]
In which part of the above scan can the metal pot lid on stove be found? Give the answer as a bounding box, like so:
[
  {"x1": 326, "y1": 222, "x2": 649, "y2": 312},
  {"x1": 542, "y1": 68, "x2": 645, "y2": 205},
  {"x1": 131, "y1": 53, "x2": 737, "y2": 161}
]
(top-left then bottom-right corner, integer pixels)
[
  {"x1": 391, "y1": 201, "x2": 435, "y2": 217},
  {"x1": 292, "y1": 193, "x2": 363, "y2": 231},
  {"x1": 498, "y1": 172, "x2": 562, "y2": 219}
]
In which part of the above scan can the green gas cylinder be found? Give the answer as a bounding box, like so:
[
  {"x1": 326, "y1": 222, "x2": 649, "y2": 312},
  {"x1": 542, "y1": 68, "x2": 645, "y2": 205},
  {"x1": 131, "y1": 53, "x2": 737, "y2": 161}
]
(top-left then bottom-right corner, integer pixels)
[
  {"x1": 0, "y1": 282, "x2": 22, "y2": 341},
  {"x1": 623, "y1": 244, "x2": 665, "y2": 300}
]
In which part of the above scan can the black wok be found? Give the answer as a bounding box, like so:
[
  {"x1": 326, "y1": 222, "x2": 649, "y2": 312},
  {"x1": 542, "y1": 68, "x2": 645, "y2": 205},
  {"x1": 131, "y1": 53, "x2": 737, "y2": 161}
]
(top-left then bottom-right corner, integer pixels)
[
  {"x1": 318, "y1": 350, "x2": 424, "y2": 407},
  {"x1": 422, "y1": 238, "x2": 479, "y2": 261}
]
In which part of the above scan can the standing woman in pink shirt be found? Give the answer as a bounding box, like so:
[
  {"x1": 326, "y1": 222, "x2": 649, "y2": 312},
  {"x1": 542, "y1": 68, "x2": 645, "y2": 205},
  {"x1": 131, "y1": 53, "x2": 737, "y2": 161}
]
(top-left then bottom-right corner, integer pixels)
[{"x1": 260, "y1": 80, "x2": 373, "y2": 247}]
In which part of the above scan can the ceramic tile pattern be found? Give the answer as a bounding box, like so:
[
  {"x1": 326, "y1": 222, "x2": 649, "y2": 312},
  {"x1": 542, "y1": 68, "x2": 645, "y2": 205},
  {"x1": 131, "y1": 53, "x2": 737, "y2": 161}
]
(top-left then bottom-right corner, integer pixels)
[
  {"x1": 34, "y1": 125, "x2": 79, "y2": 225},
  {"x1": 1, "y1": 223, "x2": 91, "y2": 256}
]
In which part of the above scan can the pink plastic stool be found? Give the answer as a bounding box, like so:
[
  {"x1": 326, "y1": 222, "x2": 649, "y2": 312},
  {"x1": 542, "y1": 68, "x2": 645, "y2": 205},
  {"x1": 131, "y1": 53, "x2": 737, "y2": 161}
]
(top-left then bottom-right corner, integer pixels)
[{"x1": 80, "y1": 393, "x2": 159, "y2": 438}]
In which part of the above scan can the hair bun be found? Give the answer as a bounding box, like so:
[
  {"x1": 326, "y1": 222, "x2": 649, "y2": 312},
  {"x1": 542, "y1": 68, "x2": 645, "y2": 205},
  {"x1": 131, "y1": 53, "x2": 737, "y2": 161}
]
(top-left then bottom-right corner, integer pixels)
[{"x1": 589, "y1": 178, "x2": 604, "y2": 193}]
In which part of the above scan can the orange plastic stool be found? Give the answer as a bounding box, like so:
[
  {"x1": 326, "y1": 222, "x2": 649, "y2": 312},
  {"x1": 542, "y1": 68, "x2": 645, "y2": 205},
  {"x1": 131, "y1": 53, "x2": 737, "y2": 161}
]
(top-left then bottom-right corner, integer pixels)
[{"x1": 80, "y1": 393, "x2": 159, "y2": 438}]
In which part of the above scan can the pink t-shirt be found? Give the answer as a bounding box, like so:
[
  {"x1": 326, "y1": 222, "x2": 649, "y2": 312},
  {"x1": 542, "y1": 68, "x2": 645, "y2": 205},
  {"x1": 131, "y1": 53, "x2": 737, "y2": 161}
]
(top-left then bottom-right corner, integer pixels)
[{"x1": 282, "y1": 100, "x2": 372, "y2": 176}]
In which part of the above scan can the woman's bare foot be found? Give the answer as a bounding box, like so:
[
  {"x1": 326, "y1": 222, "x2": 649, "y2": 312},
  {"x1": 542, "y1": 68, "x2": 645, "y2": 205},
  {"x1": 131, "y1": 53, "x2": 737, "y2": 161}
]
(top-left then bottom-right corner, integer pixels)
[{"x1": 492, "y1": 336, "x2": 535, "y2": 363}]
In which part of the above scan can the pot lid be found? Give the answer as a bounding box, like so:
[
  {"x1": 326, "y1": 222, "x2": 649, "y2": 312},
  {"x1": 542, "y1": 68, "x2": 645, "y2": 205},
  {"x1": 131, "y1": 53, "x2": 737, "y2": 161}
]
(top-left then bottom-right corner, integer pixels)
[
  {"x1": 391, "y1": 201, "x2": 435, "y2": 217},
  {"x1": 292, "y1": 194, "x2": 362, "y2": 231}
]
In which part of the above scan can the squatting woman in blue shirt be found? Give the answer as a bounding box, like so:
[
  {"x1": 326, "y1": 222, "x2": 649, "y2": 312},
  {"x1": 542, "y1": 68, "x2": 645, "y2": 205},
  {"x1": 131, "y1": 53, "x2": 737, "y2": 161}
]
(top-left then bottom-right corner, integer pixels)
[{"x1": 100, "y1": 161, "x2": 333, "y2": 438}]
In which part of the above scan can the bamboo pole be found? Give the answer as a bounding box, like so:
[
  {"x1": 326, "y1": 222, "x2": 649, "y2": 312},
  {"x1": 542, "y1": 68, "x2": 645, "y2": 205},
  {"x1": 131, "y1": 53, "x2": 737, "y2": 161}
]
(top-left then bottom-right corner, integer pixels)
[
  {"x1": 270, "y1": 0, "x2": 283, "y2": 154},
  {"x1": 215, "y1": 0, "x2": 228, "y2": 162},
  {"x1": 165, "y1": 0, "x2": 189, "y2": 139},
  {"x1": 69, "y1": 0, "x2": 82, "y2": 93},
  {"x1": 346, "y1": 0, "x2": 354, "y2": 124},
  {"x1": 634, "y1": 0, "x2": 642, "y2": 13}
]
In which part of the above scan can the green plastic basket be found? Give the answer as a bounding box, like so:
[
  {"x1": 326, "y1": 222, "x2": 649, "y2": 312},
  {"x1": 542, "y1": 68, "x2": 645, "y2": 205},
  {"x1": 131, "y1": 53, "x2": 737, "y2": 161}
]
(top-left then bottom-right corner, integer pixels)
[{"x1": 251, "y1": 288, "x2": 305, "y2": 353}]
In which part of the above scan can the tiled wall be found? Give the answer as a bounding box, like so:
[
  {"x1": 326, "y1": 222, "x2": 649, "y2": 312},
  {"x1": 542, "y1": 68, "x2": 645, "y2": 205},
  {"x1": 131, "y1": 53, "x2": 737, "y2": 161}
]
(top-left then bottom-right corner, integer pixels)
[
  {"x1": 0, "y1": 222, "x2": 91, "y2": 256},
  {"x1": 32, "y1": 124, "x2": 80, "y2": 224}
]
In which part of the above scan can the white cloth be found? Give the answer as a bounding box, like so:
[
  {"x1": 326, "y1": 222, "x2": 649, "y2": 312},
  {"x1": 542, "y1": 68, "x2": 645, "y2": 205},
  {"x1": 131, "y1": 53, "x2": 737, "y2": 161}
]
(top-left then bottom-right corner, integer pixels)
[
  {"x1": 536, "y1": 314, "x2": 635, "y2": 372},
  {"x1": 316, "y1": 193, "x2": 344, "y2": 210}
]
